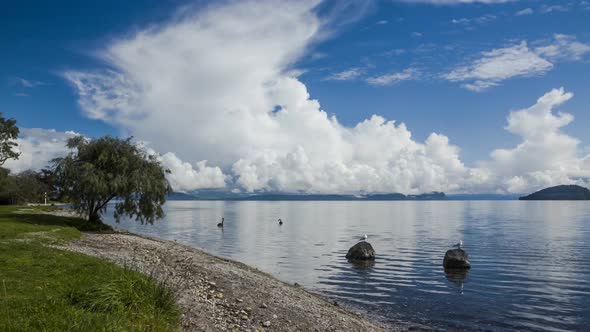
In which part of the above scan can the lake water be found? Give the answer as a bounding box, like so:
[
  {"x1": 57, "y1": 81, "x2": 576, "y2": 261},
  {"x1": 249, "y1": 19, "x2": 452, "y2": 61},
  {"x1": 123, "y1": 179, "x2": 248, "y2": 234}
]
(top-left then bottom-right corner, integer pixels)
[{"x1": 102, "y1": 201, "x2": 590, "y2": 331}]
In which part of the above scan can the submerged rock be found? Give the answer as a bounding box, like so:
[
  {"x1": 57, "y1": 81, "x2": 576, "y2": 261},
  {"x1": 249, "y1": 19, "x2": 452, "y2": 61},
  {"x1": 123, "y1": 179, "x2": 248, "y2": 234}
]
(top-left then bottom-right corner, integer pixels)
[
  {"x1": 349, "y1": 259, "x2": 375, "y2": 270},
  {"x1": 443, "y1": 249, "x2": 470, "y2": 268},
  {"x1": 346, "y1": 242, "x2": 375, "y2": 260},
  {"x1": 444, "y1": 268, "x2": 469, "y2": 285}
]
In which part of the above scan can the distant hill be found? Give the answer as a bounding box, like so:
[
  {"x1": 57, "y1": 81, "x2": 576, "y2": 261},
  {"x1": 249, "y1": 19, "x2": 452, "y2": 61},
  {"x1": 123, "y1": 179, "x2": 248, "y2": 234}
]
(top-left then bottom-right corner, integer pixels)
[
  {"x1": 235, "y1": 192, "x2": 446, "y2": 201},
  {"x1": 166, "y1": 191, "x2": 447, "y2": 201},
  {"x1": 519, "y1": 185, "x2": 590, "y2": 201},
  {"x1": 447, "y1": 194, "x2": 521, "y2": 201},
  {"x1": 166, "y1": 192, "x2": 199, "y2": 200}
]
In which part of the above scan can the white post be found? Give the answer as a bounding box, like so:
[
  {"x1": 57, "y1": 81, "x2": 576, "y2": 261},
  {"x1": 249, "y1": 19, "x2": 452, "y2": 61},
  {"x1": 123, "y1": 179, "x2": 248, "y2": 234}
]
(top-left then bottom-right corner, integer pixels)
[{"x1": 44, "y1": 192, "x2": 47, "y2": 206}]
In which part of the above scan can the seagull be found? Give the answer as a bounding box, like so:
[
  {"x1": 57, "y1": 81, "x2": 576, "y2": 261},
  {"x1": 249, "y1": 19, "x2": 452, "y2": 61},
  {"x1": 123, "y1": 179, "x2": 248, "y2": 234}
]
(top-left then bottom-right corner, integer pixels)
[
  {"x1": 278, "y1": 218, "x2": 283, "y2": 225},
  {"x1": 453, "y1": 240, "x2": 463, "y2": 249},
  {"x1": 360, "y1": 234, "x2": 368, "y2": 242},
  {"x1": 217, "y1": 217, "x2": 224, "y2": 228}
]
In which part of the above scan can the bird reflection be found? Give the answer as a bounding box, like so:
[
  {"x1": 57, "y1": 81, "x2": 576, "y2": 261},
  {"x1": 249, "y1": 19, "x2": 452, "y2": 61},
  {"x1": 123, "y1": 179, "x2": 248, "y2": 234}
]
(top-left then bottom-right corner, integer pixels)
[{"x1": 444, "y1": 268, "x2": 469, "y2": 294}]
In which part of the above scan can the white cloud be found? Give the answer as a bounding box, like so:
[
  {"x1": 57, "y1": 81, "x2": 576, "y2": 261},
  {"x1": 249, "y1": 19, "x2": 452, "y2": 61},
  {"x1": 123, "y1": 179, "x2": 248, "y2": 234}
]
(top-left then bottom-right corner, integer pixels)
[
  {"x1": 483, "y1": 88, "x2": 590, "y2": 193},
  {"x1": 397, "y1": 0, "x2": 515, "y2": 4},
  {"x1": 231, "y1": 116, "x2": 472, "y2": 193},
  {"x1": 445, "y1": 41, "x2": 553, "y2": 91},
  {"x1": 324, "y1": 67, "x2": 363, "y2": 81},
  {"x1": 515, "y1": 8, "x2": 533, "y2": 16},
  {"x1": 452, "y1": 18, "x2": 470, "y2": 24},
  {"x1": 445, "y1": 35, "x2": 590, "y2": 91},
  {"x1": 451, "y1": 14, "x2": 496, "y2": 26},
  {"x1": 5, "y1": 128, "x2": 226, "y2": 192},
  {"x1": 63, "y1": 0, "x2": 473, "y2": 194},
  {"x1": 16, "y1": 78, "x2": 46, "y2": 88},
  {"x1": 535, "y1": 34, "x2": 590, "y2": 61},
  {"x1": 3, "y1": 128, "x2": 78, "y2": 174},
  {"x1": 366, "y1": 68, "x2": 417, "y2": 86},
  {"x1": 540, "y1": 4, "x2": 569, "y2": 14},
  {"x1": 159, "y1": 153, "x2": 226, "y2": 192},
  {"x1": 60, "y1": 1, "x2": 589, "y2": 195},
  {"x1": 310, "y1": 52, "x2": 327, "y2": 60},
  {"x1": 461, "y1": 80, "x2": 499, "y2": 92}
]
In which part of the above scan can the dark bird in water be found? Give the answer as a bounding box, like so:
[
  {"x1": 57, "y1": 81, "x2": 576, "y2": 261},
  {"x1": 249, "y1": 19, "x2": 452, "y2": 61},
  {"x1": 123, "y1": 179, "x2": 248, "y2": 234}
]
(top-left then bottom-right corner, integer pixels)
[
  {"x1": 217, "y1": 217, "x2": 224, "y2": 228},
  {"x1": 278, "y1": 218, "x2": 283, "y2": 225}
]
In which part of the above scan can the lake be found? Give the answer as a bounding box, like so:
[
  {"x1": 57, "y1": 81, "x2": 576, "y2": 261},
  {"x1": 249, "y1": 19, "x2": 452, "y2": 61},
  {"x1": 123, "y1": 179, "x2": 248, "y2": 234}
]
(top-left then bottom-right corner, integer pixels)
[{"x1": 102, "y1": 200, "x2": 590, "y2": 331}]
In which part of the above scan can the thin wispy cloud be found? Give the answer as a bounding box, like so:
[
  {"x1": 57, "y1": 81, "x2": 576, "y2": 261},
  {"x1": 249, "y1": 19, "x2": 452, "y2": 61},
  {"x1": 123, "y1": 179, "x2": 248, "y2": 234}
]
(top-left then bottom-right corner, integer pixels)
[
  {"x1": 310, "y1": 52, "x2": 328, "y2": 60},
  {"x1": 540, "y1": 4, "x2": 570, "y2": 14},
  {"x1": 445, "y1": 35, "x2": 590, "y2": 91},
  {"x1": 17, "y1": 77, "x2": 46, "y2": 88},
  {"x1": 444, "y1": 41, "x2": 553, "y2": 92},
  {"x1": 515, "y1": 8, "x2": 533, "y2": 16},
  {"x1": 451, "y1": 14, "x2": 496, "y2": 26},
  {"x1": 397, "y1": 0, "x2": 516, "y2": 4},
  {"x1": 535, "y1": 34, "x2": 590, "y2": 61},
  {"x1": 324, "y1": 67, "x2": 364, "y2": 81},
  {"x1": 366, "y1": 68, "x2": 417, "y2": 86}
]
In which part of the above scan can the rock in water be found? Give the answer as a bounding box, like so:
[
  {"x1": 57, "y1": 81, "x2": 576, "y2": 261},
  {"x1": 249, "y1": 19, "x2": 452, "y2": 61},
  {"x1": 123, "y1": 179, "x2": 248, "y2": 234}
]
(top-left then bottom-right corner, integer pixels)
[
  {"x1": 443, "y1": 249, "x2": 471, "y2": 268},
  {"x1": 346, "y1": 242, "x2": 376, "y2": 260}
]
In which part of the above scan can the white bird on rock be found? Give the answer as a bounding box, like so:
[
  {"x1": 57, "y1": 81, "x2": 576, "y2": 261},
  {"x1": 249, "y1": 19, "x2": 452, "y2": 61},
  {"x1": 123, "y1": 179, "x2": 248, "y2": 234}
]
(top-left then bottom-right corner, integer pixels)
[
  {"x1": 453, "y1": 240, "x2": 463, "y2": 249},
  {"x1": 360, "y1": 234, "x2": 368, "y2": 242}
]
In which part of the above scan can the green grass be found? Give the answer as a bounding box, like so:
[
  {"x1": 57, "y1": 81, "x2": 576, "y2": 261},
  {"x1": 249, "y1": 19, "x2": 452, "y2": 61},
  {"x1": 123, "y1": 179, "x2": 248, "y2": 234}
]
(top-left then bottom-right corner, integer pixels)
[{"x1": 0, "y1": 206, "x2": 180, "y2": 332}]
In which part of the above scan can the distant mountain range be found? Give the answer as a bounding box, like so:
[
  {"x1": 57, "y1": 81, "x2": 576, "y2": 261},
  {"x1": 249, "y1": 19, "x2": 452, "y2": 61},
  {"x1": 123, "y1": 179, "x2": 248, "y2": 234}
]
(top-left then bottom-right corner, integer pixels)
[
  {"x1": 519, "y1": 185, "x2": 590, "y2": 200},
  {"x1": 166, "y1": 185, "x2": 590, "y2": 201},
  {"x1": 167, "y1": 191, "x2": 447, "y2": 201},
  {"x1": 167, "y1": 191, "x2": 521, "y2": 201}
]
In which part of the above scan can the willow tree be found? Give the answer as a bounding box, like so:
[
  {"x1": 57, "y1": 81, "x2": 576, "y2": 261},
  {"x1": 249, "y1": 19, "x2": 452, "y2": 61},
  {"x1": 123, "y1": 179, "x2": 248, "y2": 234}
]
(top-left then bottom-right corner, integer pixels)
[{"x1": 53, "y1": 136, "x2": 172, "y2": 224}]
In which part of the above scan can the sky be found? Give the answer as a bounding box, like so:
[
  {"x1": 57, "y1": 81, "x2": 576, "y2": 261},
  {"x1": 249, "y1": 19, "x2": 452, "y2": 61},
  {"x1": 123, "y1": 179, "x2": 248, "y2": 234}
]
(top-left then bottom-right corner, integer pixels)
[{"x1": 2, "y1": 0, "x2": 590, "y2": 194}]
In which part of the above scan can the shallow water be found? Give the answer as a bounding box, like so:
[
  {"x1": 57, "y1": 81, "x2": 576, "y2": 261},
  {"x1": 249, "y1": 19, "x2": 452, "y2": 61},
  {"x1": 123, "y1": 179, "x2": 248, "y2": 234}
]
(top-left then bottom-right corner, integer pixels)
[{"x1": 103, "y1": 200, "x2": 590, "y2": 331}]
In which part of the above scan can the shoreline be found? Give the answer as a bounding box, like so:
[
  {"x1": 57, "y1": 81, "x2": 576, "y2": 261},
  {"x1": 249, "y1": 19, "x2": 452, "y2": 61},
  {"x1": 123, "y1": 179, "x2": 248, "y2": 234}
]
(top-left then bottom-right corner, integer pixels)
[{"x1": 58, "y1": 229, "x2": 396, "y2": 331}]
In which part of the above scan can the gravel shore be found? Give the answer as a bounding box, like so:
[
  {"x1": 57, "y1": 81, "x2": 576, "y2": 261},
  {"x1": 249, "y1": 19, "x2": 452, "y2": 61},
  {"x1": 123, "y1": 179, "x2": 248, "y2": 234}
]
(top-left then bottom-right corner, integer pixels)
[{"x1": 60, "y1": 231, "x2": 396, "y2": 332}]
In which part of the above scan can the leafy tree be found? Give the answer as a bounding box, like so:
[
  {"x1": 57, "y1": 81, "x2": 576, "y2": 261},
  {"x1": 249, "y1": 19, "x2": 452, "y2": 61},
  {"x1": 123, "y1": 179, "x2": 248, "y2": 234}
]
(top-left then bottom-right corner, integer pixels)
[
  {"x1": 0, "y1": 113, "x2": 20, "y2": 165},
  {"x1": 0, "y1": 168, "x2": 16, "y2": 204},
  {"x1": 0, "y1": 167, "x2": 11, "y2": 192},
  {"x1": 11, "y1": 170, "x2": 49, "y2": 204},
  {"x1": 37, "y1": 167, "x2": 57, "y2": 199},
  {"x1": 53, "y1": 136, "x2": 172, "y2": 224}
]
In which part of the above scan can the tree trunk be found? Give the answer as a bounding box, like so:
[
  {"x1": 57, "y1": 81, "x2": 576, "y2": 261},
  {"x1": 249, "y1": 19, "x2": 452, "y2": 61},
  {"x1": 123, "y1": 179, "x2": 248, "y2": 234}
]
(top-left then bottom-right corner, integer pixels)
[
  {"x1": 88, "y1": 211, "x2": 102, "y2": 224},
  {"x1": 88, "y1": 201, "x2": 103, "y2": 225}
]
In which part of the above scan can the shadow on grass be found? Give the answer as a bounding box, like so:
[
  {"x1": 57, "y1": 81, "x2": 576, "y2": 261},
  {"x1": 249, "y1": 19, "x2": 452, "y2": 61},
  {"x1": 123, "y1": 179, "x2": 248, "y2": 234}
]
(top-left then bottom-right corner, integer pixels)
[{"x1": 0, "y1": 210, "x2": 113, "y2": 232}]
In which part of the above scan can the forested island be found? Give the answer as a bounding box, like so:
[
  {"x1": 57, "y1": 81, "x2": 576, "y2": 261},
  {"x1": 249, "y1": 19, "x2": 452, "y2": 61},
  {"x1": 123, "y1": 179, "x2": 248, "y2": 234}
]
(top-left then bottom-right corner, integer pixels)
[{"x1": 519, "y1": 185, "x2": 590, "y2": 200}]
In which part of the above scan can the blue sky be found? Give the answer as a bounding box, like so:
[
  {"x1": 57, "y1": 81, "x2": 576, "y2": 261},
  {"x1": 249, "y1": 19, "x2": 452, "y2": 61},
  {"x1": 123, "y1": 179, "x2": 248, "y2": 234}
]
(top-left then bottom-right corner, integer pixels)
[{"x1": 2, "y1": 0, "x2": 590, "y2": 194}]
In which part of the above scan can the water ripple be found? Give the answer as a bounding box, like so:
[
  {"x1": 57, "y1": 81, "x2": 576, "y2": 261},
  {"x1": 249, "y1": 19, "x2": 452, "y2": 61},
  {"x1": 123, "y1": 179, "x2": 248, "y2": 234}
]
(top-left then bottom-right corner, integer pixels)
[{"x1": 104, "y1": 200, "x2": 590, "y2": 332}]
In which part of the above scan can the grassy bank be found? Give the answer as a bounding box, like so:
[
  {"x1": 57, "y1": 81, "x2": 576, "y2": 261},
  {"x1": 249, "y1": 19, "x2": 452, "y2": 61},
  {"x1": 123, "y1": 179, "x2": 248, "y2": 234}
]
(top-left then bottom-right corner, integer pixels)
[{"x1": 0, "y1": 206, "x2": 180, "y2": 331}]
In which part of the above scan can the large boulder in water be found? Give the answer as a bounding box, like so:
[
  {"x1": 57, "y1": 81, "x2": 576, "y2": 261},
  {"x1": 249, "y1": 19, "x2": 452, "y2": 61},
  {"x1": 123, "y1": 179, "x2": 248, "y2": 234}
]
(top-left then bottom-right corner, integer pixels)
[
  {"x1": 443, "y1": 249, "x2": 470, "y2": 268},
  {"x1": 346, "y1": 242, "x2": 375, "y2": 260}
]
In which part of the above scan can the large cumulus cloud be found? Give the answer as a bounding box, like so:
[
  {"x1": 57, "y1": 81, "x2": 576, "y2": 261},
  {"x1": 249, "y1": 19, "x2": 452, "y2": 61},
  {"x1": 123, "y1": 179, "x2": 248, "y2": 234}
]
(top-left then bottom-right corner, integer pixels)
[
  {"x1": 483, "y1": 88, "x2": 590, "y2": 193},
  {"x1": 3, "y1": 128, "x2": 78, "y2": 173},
  {"x1": 60, "y1": 0, "x2": 472, "y2": 194},
  {"x1": 52, "y1": 0, "x2": 588, "y2": 194}
]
